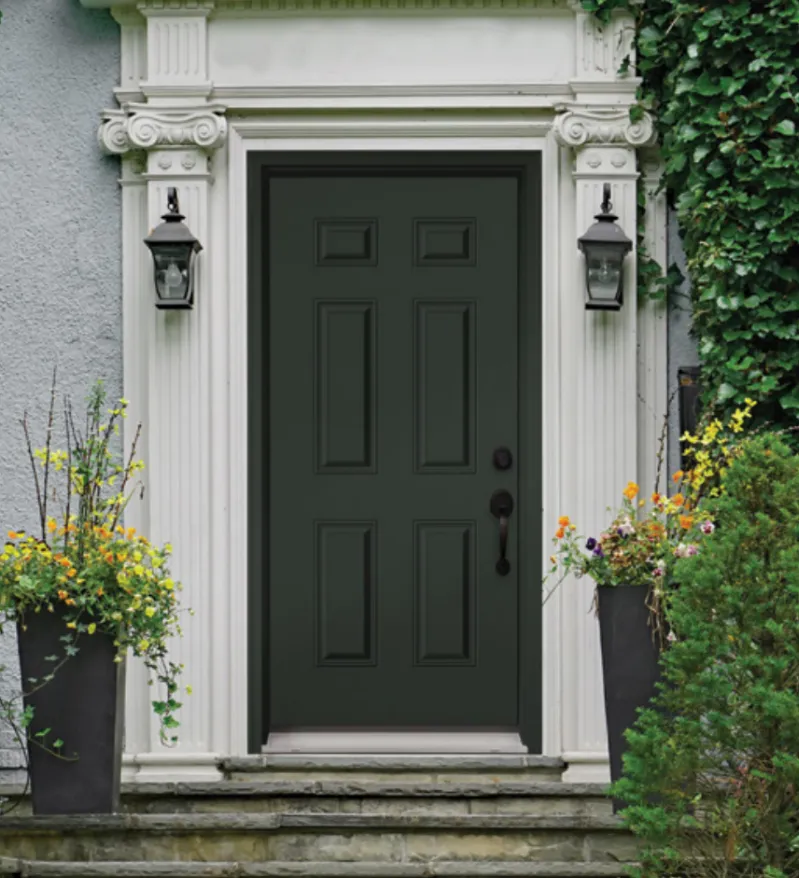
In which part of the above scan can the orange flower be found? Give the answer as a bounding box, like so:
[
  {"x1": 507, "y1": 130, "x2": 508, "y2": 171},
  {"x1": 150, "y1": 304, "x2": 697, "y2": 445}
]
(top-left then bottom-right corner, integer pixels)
[
  {"x1": 679, "y1": 515, "x2": 694, "y2": 530},
  {"x1": 623, "y1": 482, "x2": 639, "y2": 500},
  {"x1": 672, "y1": 470, "x2": 684, "y2": 483},
  {"x1": 555, "y1": 527, "x2": 565, "y2": 540},
  {"x1": 672, "y1": 494, "x2": 685, "y2": 508},
  {"x1": 57, "y1": 589, "x2": 69, "y2": 601},
  {"x1": 67, "y1": 568, "x2": 77, "y2": 579},
  {"x1": 651, "y1": 492, "x2": 661, "y2": 504},
  {"x1": 558, "y1": 516, "x2": 571, "y2": 528}
]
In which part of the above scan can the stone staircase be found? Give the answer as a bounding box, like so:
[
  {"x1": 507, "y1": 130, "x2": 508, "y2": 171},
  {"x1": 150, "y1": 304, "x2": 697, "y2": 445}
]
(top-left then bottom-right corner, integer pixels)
[{"x1": 0, "y1": 755, "x2": 637, "y2": 878}]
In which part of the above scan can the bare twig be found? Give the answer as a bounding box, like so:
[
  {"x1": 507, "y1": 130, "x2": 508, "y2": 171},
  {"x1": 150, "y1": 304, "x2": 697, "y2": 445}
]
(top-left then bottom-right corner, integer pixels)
[
  {"x1": 64, "y1": 395, "x2": 73, "y2": 550},
  {"x1": 110, "y1": 422, "x2": 142, "y2": 533},
  {"x1": 21, "y1": 414, "x2": 45, "y2": 538},
  {"x1": 654, "y1": 386, "x2": 681, "y2": 496},
  {"x1": 40, "y1": 367, "x2": 58, "y2": 542}
]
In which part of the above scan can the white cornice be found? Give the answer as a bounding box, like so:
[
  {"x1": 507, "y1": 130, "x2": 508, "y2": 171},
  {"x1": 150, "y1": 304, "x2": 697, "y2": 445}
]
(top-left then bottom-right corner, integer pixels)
[{"x1": 98, "y1": 103, "x2": 228, "y2": 154}]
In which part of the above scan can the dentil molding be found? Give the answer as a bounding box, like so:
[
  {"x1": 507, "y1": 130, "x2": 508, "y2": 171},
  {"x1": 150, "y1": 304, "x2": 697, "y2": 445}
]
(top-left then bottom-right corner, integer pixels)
[
  {"x1": 553, "y1": 104, "x2": 655, "y2": 149},
  {"x1": 99, "y1": 103, "x2": 228, "y2": 155}
]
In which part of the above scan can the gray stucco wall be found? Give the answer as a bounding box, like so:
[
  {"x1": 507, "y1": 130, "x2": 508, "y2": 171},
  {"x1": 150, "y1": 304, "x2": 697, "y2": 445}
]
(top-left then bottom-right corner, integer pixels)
[
  {"x1": 667, "y1": 211, "x2": 699, "y2": 478},
  {"x1": 0, "y1": 0, "x2": 121, "y2": 776}
]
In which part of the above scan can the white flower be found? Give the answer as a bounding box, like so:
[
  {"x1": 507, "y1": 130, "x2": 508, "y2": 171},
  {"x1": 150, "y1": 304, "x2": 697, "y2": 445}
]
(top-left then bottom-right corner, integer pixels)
[
  {"x1": 617, "y1": 517, "x2": 636, "y2": 537},
  {"x1": 700, "y1": 520, "x2": 715, "y2": 535},
  {"x1": 667, "y1": 631, "x2": 677, "y2": 643}
]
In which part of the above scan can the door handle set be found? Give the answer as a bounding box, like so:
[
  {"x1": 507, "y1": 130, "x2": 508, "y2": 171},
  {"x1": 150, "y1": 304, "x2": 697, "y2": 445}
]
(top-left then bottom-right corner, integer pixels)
[{"x1": 490, "y1": 489, "x2": 514, "y2": 576}]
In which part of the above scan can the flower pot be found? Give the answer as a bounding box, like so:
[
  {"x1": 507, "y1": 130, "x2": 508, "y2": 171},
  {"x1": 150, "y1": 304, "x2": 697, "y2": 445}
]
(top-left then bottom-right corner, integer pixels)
[
  {"x1": 597, "y1": 584, "x2": 663, "y2": 813},
  {"x1": 16, "y1": 607, "x2": 125, "y2": 815}
]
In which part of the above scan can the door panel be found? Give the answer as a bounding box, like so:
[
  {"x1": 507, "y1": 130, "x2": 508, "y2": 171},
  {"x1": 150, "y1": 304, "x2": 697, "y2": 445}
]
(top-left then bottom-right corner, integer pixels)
[{"x1": 268, "y1": 175, "x2": 519, "y2": 729}]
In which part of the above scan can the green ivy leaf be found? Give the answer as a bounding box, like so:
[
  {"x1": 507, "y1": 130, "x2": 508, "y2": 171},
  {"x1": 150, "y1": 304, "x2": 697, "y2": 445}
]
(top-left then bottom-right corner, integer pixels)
[{"x1": 774, "y1": 119, "x2": 796, "y2": 136}]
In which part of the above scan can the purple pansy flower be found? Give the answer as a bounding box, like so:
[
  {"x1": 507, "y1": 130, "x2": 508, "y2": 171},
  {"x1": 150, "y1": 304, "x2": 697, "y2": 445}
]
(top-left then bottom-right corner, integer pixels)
[
  {"x1": 592, "y1": 545, "x2": 604, "y2": 558},
  {"x1": 586, "y1": 537, "x2": 597, "y2": 551}
]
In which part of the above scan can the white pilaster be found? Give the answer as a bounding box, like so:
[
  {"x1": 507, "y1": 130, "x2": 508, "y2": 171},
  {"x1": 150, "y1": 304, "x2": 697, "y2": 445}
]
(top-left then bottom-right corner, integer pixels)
[
  {"x1": 554, "y1": 104, "x2": 654, "y2": 782},
  {"x1": 138, "y1": 0, "x2": 214, "y2": 102},
  {"x1": 100, "y1": 1, "x2": 229, "y2": 782}
]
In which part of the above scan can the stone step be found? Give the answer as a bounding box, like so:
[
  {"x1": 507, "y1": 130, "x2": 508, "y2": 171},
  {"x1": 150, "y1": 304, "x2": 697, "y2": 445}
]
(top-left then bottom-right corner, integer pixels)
[
  {"x1": 139, "y1": 782, "x2": 610, "y2": 818},
  {"x1": 222, "y1": 756, "x2": 565, "y2": 784},
  {"x1": 0, "y1": 813, "x2": 637, "y2": 864},
  {"x1": 3, "y1": 860, "x2": 634, "y2": 878},
  {"x1": 0, "y1": 780, "x2": 612, "y2": 819},
  {"x1": 119, "y1": 781, "x2": 610, "y2": 818}
]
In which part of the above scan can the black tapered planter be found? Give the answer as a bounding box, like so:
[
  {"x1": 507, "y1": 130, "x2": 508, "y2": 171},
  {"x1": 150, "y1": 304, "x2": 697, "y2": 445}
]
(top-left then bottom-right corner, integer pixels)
[
  {"x1": 597, "y1": 584, "x2": 663, "y2": 813},
  {"x1": 17, "y1": 607, "x2": 125, "y2": 815}
]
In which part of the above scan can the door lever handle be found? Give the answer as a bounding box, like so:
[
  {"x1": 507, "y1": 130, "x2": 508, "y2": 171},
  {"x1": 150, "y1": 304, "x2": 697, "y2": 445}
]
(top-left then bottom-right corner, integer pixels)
[{"x1": 490, "y1": 489, "x2": 514, "y2": 576}]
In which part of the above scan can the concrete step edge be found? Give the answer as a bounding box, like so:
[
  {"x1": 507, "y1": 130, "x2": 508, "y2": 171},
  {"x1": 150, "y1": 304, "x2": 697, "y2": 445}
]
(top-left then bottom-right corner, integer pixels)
[
  {"x1": 129, "y1": 781, "x2": 607, "y2": 799},
  {"x1": 7, "y1": 860, "x2": 633, "y2": 878},
  {"x1": 0, "y1": 813, "x2": 626, "y2": 832},
  {"x1": 0, "y1": 781, "x2": 608, "y2": 800},
  {"x1": 222, "y1": 756, "x2": 565, "y2": 774}
]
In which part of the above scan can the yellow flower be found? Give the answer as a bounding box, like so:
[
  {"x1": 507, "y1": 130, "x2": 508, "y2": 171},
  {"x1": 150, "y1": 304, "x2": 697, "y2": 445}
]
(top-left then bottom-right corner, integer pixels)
[
  {"x1": 87, "y1": 623, "x2": 97, "y2": 635},
  {"x1": 133, "y1": 564, "x2": 145, "y2": 576},
  {"x1": 623, "y1": 482, "x2": 639, "y2": 500},
  {"x1": 66, "y1": 621, "x2": 77, "y2": 630},
  {"x1": 186, "y1": 685, "x2": 193, "y2": 695},
  {"x1": 47, "y1": 519, "x2": 57, "y2": 533},
  {"x1": 138, "y1": 639, "x2": 150, "y2": 651},
  {"x1": 162, "y1": 578, "x2": 174, "y2": 591},
  {"x1": 145, "y1": 606, "x2": 156, "y2": 618}
]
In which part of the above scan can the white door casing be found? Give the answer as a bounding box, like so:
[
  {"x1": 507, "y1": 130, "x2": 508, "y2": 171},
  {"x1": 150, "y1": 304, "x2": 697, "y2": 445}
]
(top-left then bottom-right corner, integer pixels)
[{"x1": 83, "y1": 0, "x2": 667, "y2": 783}]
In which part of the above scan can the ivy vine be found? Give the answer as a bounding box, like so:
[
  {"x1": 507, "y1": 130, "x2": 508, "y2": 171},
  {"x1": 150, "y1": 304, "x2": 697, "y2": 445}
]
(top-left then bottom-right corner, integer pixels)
[{"x1": 582, "y1": 0, "x2": 799, "y2": 434}]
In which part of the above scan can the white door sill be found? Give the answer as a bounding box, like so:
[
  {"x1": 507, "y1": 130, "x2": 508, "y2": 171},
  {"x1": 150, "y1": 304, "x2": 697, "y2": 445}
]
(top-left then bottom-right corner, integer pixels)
[{"x1": 263, "y1": 731, "x2": 528, "y2": 754}]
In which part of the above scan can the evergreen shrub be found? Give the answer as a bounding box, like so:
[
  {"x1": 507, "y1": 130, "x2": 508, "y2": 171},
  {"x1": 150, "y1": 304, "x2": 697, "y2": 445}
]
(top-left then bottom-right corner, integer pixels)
[{"x1": 614, "y1": 434, "x2": 799, "y2": 878}]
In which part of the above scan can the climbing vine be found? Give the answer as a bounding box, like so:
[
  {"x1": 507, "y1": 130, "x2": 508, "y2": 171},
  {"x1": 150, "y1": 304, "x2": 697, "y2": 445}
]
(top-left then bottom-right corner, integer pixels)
[{"x1": 583, "y1": 0, "x2": 799, "y2": 434}]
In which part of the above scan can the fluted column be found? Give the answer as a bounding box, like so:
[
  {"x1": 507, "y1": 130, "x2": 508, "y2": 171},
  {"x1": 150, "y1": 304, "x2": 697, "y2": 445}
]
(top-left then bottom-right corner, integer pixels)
[
  {"x1": 554, "y1": 104, "x2": 655, "y2": 781},
  {"x1": 98, "y1": 0, "x2": 229, "y2": 781}
]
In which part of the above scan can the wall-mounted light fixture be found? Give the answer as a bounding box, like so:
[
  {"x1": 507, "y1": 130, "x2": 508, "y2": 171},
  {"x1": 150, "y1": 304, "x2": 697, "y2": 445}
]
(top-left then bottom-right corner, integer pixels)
[
  {"x1": 144, "y1": 188, "x2": 202, "y2": 310},
  {"x1": 578, "y1": 183, "x2": 632, "y2": 311}
]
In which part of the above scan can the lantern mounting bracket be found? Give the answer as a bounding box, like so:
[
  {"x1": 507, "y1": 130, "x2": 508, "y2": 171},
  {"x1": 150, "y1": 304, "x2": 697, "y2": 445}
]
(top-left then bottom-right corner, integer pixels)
[{"x1": 600, "y1": 182, "x2": 612, "y2": 216}]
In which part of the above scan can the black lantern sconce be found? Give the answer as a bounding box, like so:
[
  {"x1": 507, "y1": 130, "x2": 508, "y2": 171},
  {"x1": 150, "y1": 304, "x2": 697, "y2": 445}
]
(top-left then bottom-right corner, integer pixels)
[
  {"x1": 578, "y1": 183, "x2": 633, "y2": 311},
  {"x1": 144, "y1": 188, "x2": 203, "y2": 310}
]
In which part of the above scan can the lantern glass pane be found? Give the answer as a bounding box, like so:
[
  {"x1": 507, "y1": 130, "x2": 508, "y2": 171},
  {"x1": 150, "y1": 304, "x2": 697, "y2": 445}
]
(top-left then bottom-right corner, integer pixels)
[
  {"x1": 153, "y1": 245, "x2": 192, "y2": 302},
  {"x1": 585, "y1": 244, "x2": 623, "y2": 303}
]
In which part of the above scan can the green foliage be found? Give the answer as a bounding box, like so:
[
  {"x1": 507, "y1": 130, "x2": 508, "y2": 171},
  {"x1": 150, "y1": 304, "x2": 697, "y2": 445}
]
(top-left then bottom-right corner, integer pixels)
[
  {"x1": 613, "y1": 435, "x2": 799, "y2": 878},
  {"x1": 582, "y1": 0, "x2": 799, "y2": 435}
]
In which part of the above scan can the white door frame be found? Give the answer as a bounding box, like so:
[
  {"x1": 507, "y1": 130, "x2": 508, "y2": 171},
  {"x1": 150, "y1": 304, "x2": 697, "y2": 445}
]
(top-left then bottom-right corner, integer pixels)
[{"x1": 88, "y1": 0, "x2": 667, "y2": 783}]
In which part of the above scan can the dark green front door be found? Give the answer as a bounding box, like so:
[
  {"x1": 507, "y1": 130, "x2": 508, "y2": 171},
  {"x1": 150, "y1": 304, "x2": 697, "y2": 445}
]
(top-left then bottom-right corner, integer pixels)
[{"x1": 268, "y1": 171, "x2": 525, "y2": 730}]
